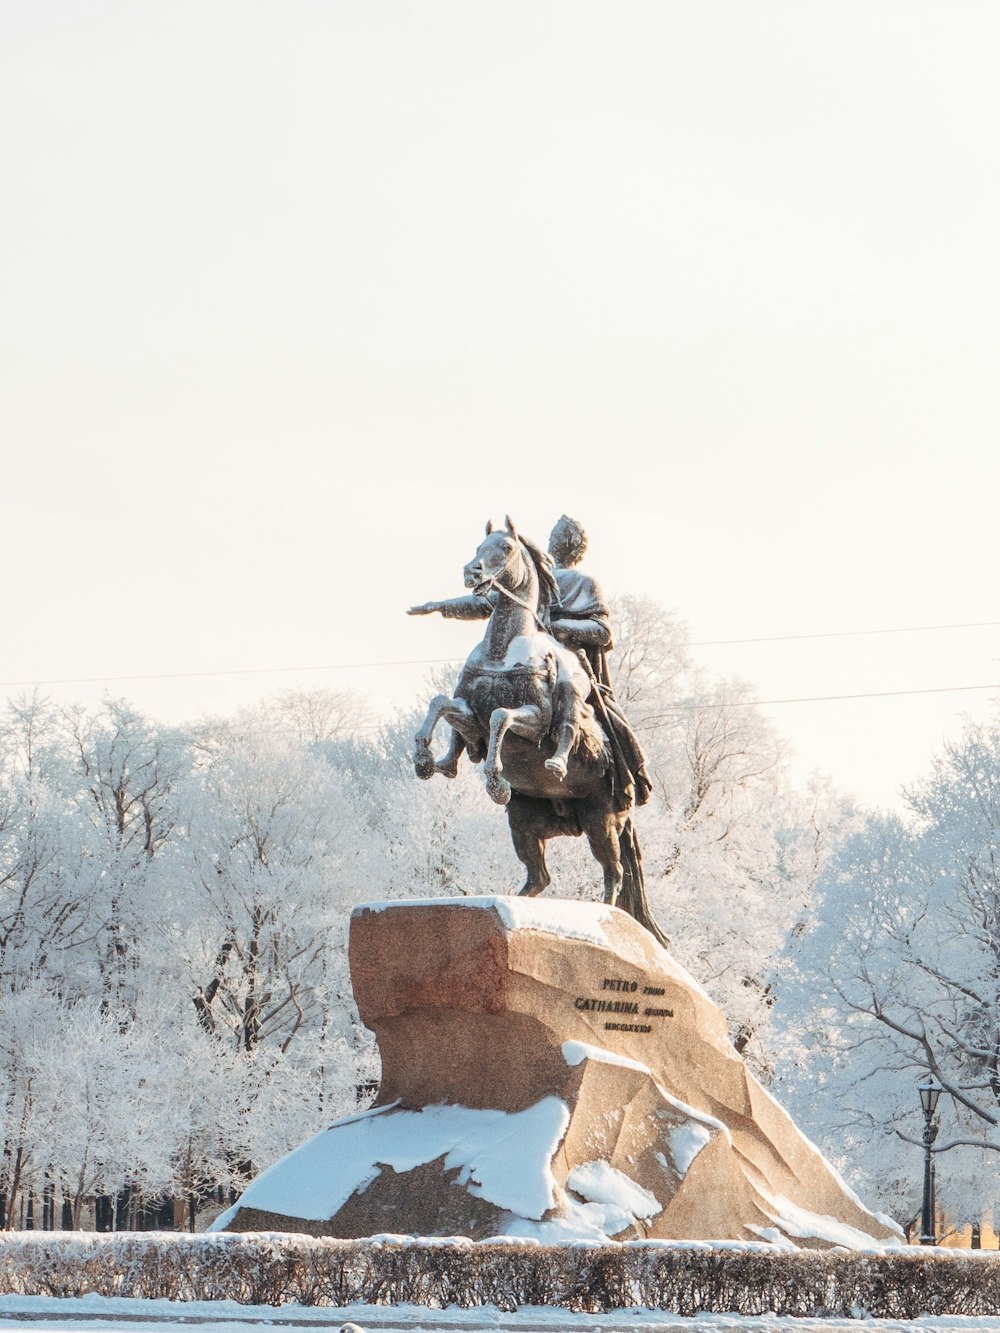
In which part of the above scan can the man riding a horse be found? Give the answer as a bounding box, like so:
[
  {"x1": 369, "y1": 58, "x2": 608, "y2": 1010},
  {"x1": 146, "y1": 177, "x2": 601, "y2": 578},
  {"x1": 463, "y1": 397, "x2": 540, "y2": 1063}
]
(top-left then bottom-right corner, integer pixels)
[
  {"x1": 409, "y1": 514, "x2": 651, "y2": 813},
  {"x1": 408, "y1": 516, "x2": 667, "y2": 949}
]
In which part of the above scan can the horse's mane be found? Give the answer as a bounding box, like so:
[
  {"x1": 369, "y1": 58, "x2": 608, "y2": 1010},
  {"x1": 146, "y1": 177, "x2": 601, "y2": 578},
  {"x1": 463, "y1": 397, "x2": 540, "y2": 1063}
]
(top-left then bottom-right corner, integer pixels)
[{"x1": 518, "y1": 533, "x2": 559, "y2": 626}]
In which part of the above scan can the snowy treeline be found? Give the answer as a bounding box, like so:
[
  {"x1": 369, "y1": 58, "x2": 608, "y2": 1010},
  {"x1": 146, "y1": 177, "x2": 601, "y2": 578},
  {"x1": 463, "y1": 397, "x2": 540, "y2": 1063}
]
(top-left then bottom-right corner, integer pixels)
[
  {"x1": 0, "y1": 596, "x2": 913, "y2": 1233},
  {"x1": 3, "y1": 1232, "x2": 1000, "y2": 1317},
  {"x1": 0, "y1": 690, "x2": 384, "y2": 1231}
]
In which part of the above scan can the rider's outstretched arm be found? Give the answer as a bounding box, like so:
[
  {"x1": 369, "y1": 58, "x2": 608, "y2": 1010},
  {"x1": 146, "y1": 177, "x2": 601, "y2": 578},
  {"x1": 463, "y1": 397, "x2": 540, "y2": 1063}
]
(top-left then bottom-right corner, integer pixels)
[{"x1": 408, "y1": 595, "x2": 494, "y2": 619}]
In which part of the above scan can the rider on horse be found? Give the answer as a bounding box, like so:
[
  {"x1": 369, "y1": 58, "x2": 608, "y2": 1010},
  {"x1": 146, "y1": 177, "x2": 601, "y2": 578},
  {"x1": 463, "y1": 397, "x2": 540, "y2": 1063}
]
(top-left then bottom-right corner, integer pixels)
[{"x1": 409, "y1": 515, "x2": 651, "y2": 813}]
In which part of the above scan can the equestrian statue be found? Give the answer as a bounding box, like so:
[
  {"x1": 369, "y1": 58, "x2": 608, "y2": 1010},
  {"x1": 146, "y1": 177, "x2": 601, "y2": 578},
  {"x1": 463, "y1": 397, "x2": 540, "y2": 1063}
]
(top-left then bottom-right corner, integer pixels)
[{"x1": 408, "y1": 515, "x2": 668, "y2": 949}]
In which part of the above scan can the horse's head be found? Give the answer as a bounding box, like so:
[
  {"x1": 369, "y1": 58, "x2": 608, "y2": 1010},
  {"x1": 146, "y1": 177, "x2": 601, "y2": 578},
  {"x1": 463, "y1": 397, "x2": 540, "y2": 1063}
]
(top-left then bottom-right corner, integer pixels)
[{"x1": 464, "y1": 517, "x2": 529, "y2": 597}]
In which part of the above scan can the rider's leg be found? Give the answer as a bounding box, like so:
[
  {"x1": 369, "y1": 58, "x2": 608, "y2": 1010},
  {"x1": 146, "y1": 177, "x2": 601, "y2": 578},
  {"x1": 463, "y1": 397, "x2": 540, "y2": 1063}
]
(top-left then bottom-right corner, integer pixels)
[{"x1": 545, "y1": 677, "x2": 581, "y2": 779}]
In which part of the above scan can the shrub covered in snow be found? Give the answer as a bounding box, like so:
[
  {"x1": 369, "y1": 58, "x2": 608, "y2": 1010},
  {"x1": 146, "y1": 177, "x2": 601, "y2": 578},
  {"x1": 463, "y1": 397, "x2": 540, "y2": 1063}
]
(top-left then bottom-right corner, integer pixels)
[{"x1": 2, "y1": 1233, "x2": 1000, "y2": 1317}]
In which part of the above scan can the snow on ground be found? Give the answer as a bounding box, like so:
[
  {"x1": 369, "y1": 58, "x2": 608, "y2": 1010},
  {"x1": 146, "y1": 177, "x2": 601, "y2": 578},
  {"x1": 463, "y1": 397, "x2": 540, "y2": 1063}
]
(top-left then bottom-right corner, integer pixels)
[{"x1": 4, "y1": 1294, "x2": 1000, "y2": 1332}]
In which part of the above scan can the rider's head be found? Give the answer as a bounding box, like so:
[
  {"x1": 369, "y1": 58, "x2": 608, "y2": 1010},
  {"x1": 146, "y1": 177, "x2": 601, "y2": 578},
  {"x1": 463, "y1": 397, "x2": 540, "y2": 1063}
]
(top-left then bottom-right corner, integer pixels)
[{"x1": 548, "y1": 515, "x2": 588, "y2": 568}]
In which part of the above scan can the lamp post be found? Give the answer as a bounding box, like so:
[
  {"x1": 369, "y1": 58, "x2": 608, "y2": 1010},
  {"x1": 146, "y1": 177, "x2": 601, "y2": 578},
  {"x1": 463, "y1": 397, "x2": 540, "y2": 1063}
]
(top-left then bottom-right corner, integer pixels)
[{"x1": 918, "y1": 1077, "x2": 941, "y2": 1245}]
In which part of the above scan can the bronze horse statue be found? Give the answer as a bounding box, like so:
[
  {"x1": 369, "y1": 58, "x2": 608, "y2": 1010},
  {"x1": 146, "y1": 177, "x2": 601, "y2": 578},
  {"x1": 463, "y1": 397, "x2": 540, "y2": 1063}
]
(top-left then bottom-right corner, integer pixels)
[{"x1": 412, "y1": 518, "x2": 668, "y2": 948}]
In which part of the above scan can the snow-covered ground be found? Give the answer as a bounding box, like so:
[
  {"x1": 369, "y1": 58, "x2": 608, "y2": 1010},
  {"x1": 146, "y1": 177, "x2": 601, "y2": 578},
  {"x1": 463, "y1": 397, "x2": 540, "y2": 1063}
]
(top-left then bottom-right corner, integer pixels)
[
  {"x1": 3, "y1": 1295, "x2": 1000, "y2": 1333},
  {"x1": 5, "y1": 1301, "x2": 1000, "y2": 1333}
]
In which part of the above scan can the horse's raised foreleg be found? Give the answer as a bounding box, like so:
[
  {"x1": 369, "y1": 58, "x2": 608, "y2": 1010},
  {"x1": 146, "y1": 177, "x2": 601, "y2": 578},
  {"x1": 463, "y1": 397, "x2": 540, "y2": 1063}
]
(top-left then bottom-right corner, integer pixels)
[
  {"x1": 484, "y1": 704, "x2": 546, "y2": 804},
  {"x1": 414, "y1": 695, "x2": 479, "y2": 780}
]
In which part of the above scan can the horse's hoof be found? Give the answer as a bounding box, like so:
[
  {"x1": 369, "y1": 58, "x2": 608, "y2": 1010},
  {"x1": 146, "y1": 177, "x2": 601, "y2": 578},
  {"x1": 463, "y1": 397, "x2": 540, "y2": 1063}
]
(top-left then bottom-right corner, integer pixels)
[
  {"x1": 486, "y1": 772, "x2": 512, "y2": 805},
  {"x1": 518, "y1": 880, "x2": 549, "y2": 897},
  {"x1": 544, "y1": 756, "x2": 568, "y2": 779},
  {"x1": 414, "y1": 746, "x2": 435, "y2": 780},
  {"x1": 435, "y1": 760, "x2": 458, "y2": 779}
]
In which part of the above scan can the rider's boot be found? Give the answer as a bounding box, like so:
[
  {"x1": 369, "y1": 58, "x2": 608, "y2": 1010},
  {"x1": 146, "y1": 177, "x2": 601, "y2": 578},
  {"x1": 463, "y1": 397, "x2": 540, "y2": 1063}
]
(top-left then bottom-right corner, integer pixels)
[
  {"x1": 544, "y1": 680, "x2": 579, "y2": 779},
  {"x1": 545, "y1": 721, "x2": 575, "y2": 779}
]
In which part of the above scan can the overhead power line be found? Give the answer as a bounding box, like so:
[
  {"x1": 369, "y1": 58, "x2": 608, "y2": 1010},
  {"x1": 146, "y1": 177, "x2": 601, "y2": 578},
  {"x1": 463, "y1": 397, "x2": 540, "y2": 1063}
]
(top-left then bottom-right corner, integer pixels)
[
  {"x1": 0, "y1": 617, "x2": 996, "y2": 692},
  {"x1": 691, "y1": 619, "x2": 1000, "y2": 647},
  {"x1": 649, "y1": 681, "x2": 998, "y2": 718},
  {"x1": 0, "y1": 658, "x2": 456, "y2": 690},
  {"x1": 224, "y1": 680, "x2": 1000, "y2": 741}
]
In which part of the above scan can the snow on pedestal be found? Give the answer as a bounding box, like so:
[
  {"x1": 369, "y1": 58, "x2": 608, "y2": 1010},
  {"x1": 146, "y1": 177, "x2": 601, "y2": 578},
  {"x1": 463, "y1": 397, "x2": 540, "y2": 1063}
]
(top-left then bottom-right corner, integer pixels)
[{"x1": 217, "y1": 897, "x2": 901, "y2": 1248}]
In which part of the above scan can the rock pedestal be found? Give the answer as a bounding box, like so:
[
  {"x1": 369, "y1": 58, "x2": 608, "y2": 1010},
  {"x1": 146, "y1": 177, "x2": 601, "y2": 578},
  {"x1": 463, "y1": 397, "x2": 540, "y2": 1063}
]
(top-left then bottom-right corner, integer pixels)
[{"x1": 220, "y1": 897, "x2": 900, "y2": 1247}]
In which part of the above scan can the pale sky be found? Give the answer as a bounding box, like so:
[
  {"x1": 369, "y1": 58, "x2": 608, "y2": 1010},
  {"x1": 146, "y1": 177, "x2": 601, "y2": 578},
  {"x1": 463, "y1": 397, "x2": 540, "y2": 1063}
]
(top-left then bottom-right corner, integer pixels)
[{"x1": 2, "y1": 1, "x2": 998, "y2": 809}]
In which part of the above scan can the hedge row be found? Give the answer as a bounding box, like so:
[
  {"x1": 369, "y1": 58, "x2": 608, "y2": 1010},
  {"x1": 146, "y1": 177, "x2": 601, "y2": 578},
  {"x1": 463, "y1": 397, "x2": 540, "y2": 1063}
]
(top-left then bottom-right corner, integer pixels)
[{"x1": 2, "y1": 1233, "x2": 1000, "y2": 1317}]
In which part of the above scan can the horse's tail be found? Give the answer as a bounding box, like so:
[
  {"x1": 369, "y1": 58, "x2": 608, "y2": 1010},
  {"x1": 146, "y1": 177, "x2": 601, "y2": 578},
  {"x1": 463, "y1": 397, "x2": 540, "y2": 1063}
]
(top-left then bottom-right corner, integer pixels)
[{"x1": 617, "y1": 820, "x2": 671, "y2": 952}]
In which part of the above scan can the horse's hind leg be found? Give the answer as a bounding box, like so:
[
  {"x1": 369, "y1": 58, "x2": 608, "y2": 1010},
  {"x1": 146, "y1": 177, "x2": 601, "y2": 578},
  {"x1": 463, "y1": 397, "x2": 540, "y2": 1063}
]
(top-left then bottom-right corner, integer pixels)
[
  {"x1": 507, "y1": 796, "x2": 552, "y2": 897},
  {"x1": 507, "y1": 795, "x2": 584, "y2": 896},
  {"x1": 580, "y1": 802, "x2": 625, "y2": 907}
]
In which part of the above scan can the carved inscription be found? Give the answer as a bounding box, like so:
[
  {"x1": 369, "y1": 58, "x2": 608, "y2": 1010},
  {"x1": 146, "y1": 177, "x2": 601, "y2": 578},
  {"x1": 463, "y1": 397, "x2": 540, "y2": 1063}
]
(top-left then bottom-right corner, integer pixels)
[{"x1": 574, "y1": 977, "x2": 674, "y2": 1034}]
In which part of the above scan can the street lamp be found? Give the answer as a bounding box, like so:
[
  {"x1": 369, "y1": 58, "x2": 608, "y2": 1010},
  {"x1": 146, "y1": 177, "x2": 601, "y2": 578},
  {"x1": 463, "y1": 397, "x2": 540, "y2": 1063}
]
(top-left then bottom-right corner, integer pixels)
[{"x1": 918, "y1": 1077, "x2": 942, "y2": 1245}]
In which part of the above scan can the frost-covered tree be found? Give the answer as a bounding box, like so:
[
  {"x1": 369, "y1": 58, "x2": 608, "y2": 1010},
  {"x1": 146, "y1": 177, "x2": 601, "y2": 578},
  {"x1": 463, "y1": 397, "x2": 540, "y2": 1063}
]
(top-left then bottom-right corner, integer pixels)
[
  {"x1": 185, "y1": 734, "x2": 346, "y2": 1052},
  {"x1": 0, "y1": 699, "x2": 196, "y2": 1226},
  {"x1": 63, "y1": 700, "x2": 189, "y2": 1014},
  {"x1": 263, "y1": 686, "x2": 377, "y2": 745},
  {"x1": 0, "y1": 699, "x2": 367, "y2": 1225},
  {"x1": 177, "y1": 726, "x2": 375, "y2": 1183},
  {"x1": 0, "y1": 697, "x2": 70, "y2": 994},
  {"x1": 775, "y1": 721, "x2": 1000, "y2": 1226}
]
